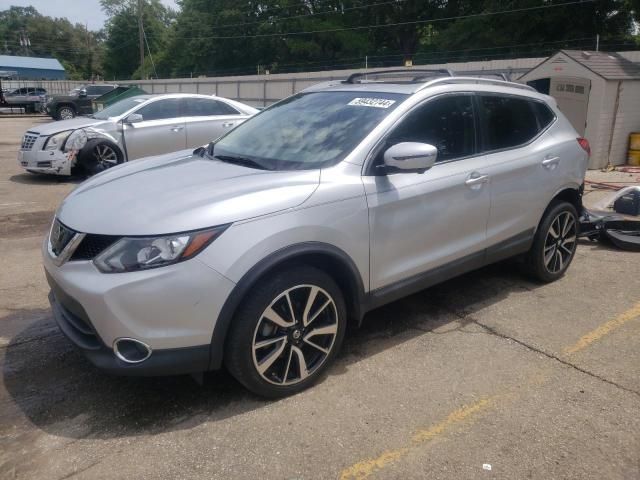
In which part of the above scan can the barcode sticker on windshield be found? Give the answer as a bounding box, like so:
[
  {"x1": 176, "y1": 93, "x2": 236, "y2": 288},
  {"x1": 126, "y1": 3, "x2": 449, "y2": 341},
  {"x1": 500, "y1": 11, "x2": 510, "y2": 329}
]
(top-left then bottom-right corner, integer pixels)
[{"x1": 348, "y1": 98, "x2": 396, "y2": 109}]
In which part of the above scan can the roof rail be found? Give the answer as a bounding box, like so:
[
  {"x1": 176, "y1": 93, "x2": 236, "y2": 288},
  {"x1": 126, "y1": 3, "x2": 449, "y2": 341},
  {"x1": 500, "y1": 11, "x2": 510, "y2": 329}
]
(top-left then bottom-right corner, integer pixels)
[
  {"x1": 345, "y1": 68, "x2": 454, "y2": 84},
  {"x1": 417, "y1": 76, "x2": 536, "y2": 92}
]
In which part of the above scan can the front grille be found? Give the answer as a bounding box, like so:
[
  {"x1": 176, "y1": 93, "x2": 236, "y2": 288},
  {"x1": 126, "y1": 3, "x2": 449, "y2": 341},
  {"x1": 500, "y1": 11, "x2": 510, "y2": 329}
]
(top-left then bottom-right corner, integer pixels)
[
  {"x1": 50, "y1": 219, "x2": 76, "y2": 256},
  {"x1": 21, "y1": 132, "x2": 38, "y2": 150},
  {"x1": 71, "y1": 234, "x2": 121, "y2": 261}
]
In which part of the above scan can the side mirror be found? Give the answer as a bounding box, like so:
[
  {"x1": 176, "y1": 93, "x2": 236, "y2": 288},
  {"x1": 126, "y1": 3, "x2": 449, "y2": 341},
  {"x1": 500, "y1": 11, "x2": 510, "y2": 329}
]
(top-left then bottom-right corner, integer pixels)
[
  {"x1": 383, "y1": 142, "x2": 437, "y2": 172},
  {"x1": 125, "y1": 113, "x2": 143, "y2": 124},
  {"x1": 78, "y1": 89, "x2": 87, "y2": 98}
]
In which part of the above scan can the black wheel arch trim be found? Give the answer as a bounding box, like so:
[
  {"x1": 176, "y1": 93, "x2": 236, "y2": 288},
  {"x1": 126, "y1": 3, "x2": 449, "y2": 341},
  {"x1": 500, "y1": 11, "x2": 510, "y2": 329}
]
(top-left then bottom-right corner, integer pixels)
[{"x1": 208, "y1": 241, "x2": 366, "y2": 370}]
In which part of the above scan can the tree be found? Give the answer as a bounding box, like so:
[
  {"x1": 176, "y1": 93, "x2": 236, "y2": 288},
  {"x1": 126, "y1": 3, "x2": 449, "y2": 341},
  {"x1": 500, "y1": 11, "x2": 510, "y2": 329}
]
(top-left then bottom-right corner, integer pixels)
[{"x1": 101, "y1": 0, "x2": 175, "y2": 79}]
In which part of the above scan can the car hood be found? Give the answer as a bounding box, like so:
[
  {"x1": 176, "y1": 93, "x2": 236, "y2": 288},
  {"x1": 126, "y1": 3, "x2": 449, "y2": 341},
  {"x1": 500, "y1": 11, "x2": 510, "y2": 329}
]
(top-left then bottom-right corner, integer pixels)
[
  {"x1": 30, "y1": 117, "x2": 110, "y2": 135},
  {"x1": 56, "y1": 150, "x2": 321, "y2": 235}
]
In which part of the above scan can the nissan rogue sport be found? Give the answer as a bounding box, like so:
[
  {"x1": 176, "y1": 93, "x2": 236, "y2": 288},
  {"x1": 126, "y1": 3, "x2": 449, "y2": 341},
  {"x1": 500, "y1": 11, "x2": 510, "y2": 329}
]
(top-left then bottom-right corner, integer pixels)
[{"x1": 43, "y1": 71, "x2": 589, "y2": 398}]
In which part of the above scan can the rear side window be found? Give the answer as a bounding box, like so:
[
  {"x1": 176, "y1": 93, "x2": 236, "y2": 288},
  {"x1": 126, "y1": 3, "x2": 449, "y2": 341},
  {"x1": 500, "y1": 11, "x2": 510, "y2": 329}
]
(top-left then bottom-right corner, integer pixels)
[
  {"x1": 531, "y1": 101, "x2": 556, "y2": 130},
  {"x1": 389, "y1": 95, "x2": 475, "y2": 162},
  {"x1": 184, "y1": 98, "x2": 239, "y2": 116},
  {"x1": 479, "y1": 95, "x2": 539, "y2": 151}
]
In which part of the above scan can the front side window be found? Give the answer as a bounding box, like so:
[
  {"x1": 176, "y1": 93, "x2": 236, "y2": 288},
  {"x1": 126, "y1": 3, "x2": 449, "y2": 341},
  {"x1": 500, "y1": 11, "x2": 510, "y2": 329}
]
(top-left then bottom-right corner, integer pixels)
[
  {"x1": 213, "y1": 91, "x2": 407, "y2": 170},
  {"x1": 479, "y1": 95, "x2": 539, "y2": 151},
  {"x1": 387, "y1": 95, "x2": 476, "y2": 162},
  {"x1": 184, "y1": 98, "x2": 239, "y2": 116},
  {"x1": 136, "y1": 98, "x2": 181, "y2": 121}
]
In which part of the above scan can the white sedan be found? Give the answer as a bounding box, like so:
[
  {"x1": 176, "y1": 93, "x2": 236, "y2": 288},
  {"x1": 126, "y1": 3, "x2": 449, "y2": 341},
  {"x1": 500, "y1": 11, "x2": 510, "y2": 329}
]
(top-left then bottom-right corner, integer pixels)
[{"x1": 18, "y1": 93, "x2": 258, "y2": 176}]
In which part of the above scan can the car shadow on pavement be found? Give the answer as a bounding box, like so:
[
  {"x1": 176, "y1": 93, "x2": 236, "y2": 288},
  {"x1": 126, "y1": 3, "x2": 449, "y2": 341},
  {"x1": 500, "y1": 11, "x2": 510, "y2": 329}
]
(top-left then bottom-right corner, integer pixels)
[
  {"x1": 9, "y1": 173, "x2": 84, "y2": 185},
  {"x1": 2, "y1": 261, "x2": 542, "y2": 440}
]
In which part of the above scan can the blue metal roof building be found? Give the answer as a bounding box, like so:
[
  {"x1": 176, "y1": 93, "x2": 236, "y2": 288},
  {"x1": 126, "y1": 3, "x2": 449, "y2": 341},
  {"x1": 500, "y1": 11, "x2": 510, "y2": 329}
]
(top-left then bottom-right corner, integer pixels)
[{"x1": 0, "y1": 55, "x2": 65, "y2": 79}]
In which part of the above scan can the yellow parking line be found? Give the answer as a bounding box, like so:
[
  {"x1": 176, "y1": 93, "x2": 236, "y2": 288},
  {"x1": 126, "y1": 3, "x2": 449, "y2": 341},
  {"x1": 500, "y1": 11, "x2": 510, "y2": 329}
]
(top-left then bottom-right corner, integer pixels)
[
  {"x1": 339, "y1": 397, "x2": 495, "y2": 480},
  {"x1": 564, "y1": 302, "x2": 640, "y2": 355},
  {"x1": 340, "y1": 303, "x2": 640, "y2": 479}
]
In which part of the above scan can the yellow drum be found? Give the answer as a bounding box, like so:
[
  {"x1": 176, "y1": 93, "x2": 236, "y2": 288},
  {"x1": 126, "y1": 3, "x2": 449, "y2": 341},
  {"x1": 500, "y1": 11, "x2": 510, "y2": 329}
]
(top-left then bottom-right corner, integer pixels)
[
  {"x1": 628, "y1": 149, "x2": 640, "y2": 166},
  {"x1": 630, "y1": 133, "x2": 640, "y2": 151}
]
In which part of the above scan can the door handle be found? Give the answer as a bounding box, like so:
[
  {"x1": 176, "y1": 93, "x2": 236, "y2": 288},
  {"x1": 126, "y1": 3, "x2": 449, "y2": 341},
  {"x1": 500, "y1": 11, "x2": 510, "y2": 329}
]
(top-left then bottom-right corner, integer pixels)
[
  {"x1": 465, "y1": 173, "x2": 489, "y2": 186},
  {"x1": 542, "y1": 156, "x2": 560, "y2": 168},
  {"x1": 170, "y1": 126, "x2": 184, "y2": 132},
  {"x1": 222, "y1": 122, "x2": 235, "y2": 128}
]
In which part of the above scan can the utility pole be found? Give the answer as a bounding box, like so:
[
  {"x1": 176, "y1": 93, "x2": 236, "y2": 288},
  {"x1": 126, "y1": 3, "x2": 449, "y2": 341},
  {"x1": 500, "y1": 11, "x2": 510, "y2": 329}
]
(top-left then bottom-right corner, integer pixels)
[{"x1": 138, "y1": 0, "x2": 145, "y2": 79}]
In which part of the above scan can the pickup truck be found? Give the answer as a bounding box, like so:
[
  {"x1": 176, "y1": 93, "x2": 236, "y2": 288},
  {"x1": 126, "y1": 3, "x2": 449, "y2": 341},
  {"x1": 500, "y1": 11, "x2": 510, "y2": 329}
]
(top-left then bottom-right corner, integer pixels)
[{"x1": 45, "y1": 84, "x2": 117, "y2": 120}]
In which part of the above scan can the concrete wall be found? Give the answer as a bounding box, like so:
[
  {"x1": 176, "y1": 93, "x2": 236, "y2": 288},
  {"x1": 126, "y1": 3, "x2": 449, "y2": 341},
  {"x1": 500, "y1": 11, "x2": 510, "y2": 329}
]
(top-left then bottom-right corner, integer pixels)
[{"x1": 2, "y1": 56, "x2": 545, "y2": 105}]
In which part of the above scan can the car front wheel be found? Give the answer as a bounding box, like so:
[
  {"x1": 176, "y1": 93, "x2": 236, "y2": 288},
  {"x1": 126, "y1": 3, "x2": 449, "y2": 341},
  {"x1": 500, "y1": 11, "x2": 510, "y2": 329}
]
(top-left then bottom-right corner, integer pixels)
[{"x1": 225, "y1": 266, "x2": 346, "y2": 398}]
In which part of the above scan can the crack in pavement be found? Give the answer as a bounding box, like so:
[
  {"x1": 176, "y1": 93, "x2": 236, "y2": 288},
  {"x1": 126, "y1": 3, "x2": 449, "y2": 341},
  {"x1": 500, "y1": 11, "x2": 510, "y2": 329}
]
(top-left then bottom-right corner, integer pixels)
[{"x1": 442, "y1": 306, "x2": 640, "y2": 399}]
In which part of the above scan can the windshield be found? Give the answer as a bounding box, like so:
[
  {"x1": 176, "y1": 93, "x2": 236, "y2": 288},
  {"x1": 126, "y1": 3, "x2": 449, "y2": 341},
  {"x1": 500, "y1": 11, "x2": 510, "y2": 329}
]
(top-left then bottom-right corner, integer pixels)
[
  {"x1": 213, "y1": 91, "x2": 407, "y2": 170},
  {"x1": 91, "y1": 96, "x2": 149, "y2": 120}
]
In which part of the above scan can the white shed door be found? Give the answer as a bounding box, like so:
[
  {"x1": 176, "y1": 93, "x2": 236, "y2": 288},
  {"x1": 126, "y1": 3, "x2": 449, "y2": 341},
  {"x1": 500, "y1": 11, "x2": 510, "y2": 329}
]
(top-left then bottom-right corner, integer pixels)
[{"x1": 549, "y1": 77, "x2": 590, "y2": 135}]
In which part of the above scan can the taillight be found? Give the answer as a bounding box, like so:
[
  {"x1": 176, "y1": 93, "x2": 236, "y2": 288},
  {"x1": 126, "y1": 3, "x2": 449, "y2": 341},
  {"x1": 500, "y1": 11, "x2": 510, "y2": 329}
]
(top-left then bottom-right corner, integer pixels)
[{"x1": 577, "y1": 137, "x2": 591, "y2": 157}]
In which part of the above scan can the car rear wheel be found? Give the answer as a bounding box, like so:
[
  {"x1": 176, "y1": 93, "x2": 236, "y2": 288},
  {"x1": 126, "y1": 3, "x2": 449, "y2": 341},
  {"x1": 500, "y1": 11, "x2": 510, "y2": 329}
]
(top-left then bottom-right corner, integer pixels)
[
  {"x1": 524, "y1": 201, "x2": 578, "y2": 283},
  {"x1": 56, "y1": 106, "x2": 75, "y2": 120},
  {"x1": 225, "y1": 266, "x2": 346, "y2": 398}
]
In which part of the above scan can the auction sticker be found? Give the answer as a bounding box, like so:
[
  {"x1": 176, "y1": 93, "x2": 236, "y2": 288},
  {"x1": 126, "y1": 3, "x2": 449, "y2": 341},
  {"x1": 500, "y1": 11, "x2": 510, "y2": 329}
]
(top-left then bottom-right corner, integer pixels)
[{"x1": 348, "y1": 98, "x2": 396, "y2": 108}]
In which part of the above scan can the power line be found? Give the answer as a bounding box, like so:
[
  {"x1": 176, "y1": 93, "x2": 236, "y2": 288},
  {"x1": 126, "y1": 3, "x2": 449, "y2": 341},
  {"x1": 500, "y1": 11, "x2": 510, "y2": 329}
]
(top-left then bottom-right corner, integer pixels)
[{"x1": 154, "y1": 0, "x2": 597, "y2": 40}]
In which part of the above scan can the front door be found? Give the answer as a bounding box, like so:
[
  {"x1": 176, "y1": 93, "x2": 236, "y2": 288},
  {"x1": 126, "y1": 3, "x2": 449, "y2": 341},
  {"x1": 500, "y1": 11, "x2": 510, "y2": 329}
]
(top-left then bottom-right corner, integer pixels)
[
  {"x1": 123, "y1": 98, "x2": 186, "y2": 160},
  {"x1": 363, "y1": 94, "x2": 491, "y2": 291}
]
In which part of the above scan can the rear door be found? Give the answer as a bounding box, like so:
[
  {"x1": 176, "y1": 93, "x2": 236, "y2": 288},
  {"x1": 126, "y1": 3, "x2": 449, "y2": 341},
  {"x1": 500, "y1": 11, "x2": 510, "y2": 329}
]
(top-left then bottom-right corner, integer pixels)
[
  {"x1": 123, "y1": 98, "x2": 186, "y2": 160},
  {"x1": 476, "y1": 94, "x2": 561, "y2": 259},
  {"x1": 183, "y1": 97, "x2": 247, "y2": 147}
]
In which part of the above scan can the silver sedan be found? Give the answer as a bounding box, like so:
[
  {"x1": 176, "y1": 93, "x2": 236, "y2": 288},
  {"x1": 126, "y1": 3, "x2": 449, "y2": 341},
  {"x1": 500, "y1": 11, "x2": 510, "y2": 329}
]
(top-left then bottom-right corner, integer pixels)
[{"x1": 17, "y1": 93, "x2": 258, "y2": 176}]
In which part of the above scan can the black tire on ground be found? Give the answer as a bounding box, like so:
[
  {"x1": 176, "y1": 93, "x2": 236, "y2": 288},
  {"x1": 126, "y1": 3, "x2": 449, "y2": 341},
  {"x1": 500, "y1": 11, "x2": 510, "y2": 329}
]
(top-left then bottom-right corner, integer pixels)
[
  {"x1": 56, "y1": 105, "x2": 75, "y2": 120},
  {"x1": 76, "y1": 139, "x2": 123, "y2": 177},
  {"x1": 523, "y1": 201, "x2": 579, "y2": 283},
  {"x1": 224, "y1": 265, "x2": 347, "y2": 398}
]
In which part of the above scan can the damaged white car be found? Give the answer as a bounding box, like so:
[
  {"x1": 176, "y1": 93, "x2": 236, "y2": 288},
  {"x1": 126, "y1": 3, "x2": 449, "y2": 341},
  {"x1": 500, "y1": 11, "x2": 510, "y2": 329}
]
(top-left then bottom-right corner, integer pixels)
[{"x1": 17, "y1": 93, "x2": 258, "y2": 176}]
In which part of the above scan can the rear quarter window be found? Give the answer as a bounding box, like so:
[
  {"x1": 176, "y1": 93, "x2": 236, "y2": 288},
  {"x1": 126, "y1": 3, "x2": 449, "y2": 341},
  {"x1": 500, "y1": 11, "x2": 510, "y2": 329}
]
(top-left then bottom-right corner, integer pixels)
[
  {"x1": 531, "y1": 101, "x2": 556, "y2": 130},
  {"x1": 479, "y1": 95, "x2": 540, "y2": 151}
]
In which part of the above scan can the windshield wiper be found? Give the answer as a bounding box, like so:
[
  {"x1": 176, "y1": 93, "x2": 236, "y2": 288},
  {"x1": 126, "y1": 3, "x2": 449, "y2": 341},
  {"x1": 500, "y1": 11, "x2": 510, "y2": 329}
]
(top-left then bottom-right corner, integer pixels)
[{"x1": 214, "y1": 155, "x2": 270, "y2": 170}]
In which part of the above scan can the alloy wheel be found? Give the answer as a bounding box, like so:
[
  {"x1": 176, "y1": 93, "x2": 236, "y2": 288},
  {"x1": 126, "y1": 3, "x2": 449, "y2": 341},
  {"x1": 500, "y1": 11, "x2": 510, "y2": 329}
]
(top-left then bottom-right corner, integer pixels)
[
  {"x1": 59, "y1": 107, "x2": 74, "y2": 120},
  {"x1": 252, "y1": 284, "x2": 339, "y2": 386},
  {"x1": 543, "y1": 211, "x2": 577, "y2": 274},
  {"x1": 93, "y1": 144, "x2": 119, "y2": 169}
]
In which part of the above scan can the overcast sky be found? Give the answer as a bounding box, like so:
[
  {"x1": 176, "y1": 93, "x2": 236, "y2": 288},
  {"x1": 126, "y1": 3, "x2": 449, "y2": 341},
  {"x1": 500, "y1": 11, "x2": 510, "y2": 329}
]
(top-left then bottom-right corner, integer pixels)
[{"x1": 0, "y1": 0, "x2": 179, "y2": 30}]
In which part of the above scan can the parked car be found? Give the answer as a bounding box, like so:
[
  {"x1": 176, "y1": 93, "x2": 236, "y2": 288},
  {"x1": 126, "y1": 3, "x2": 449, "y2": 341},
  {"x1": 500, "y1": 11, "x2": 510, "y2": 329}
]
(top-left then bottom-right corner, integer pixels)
[
  {"x1": 2, "y1": 87, "x2": 47, "y2": 112},
  {"x1": 43, "y1": 73, "x2": 589, "y2": 397},
  {"x1": 45, "y1": 84, "x2": 118, "y2": 120},
  {"x1": 19, "y1": 93, "x2": 258, "y2": 176}
]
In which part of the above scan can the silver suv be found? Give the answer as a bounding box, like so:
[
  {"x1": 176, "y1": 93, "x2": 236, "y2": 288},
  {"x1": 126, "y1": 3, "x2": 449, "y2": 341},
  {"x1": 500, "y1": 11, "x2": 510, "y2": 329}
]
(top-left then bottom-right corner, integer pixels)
[{"x1": 43, "y1": 71, "x2": 589, "y2": 397}]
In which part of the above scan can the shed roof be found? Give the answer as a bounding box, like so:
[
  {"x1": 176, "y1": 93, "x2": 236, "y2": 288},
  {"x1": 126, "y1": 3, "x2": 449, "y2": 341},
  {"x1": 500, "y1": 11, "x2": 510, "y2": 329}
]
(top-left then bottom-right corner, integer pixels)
[
  {"x1": 560, "y1": 50, "x2": 640, "y2": 80},
  {"x1": 0, "y1": 55, "x2": 65, "y2": 71}
]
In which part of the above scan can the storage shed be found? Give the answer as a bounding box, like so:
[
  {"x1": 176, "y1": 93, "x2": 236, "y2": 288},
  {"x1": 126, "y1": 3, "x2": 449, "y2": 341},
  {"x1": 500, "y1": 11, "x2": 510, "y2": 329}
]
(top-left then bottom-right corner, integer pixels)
[
  {"x1": 519, "y1": 50, "x2": 640, "y2": 169},
  {"x1": 0, "y1": 55, "x2": 65, "y2": 80}
]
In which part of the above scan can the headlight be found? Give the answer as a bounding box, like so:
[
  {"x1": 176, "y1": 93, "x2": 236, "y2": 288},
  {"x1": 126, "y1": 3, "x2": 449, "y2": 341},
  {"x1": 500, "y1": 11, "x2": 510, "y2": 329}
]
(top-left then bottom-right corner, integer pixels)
[
  {"x1": 93, "y1": 226, "x2": 229, "y2": 273},
  {"x1": 43, "y1": 130, "x2": 72, "y2": 151},
  {"x1": 65, "y1": 129, "x2": 88, "y2": 151}
]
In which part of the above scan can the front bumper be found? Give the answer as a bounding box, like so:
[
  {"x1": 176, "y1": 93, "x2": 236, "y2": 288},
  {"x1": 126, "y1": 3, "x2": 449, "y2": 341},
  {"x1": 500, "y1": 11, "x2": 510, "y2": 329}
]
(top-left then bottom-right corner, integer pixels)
[
  {"x1": 18, "y1": 147, "x2": 72, "y2": 176},
  {"x1": 43, "y1": 239, "x2": 236, "y2": 375}
]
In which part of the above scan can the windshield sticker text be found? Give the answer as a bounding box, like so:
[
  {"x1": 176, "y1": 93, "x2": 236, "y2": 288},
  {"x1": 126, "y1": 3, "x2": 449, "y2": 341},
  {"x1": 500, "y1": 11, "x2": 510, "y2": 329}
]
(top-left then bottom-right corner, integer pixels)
[{"x1": 347, "y1": 98, "x2": 396, "y2": 109}]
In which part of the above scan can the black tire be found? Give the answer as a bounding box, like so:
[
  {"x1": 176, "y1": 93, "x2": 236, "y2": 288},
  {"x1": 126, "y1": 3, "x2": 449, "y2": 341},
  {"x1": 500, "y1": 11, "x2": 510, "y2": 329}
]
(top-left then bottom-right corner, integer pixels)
[
  {"x1": 523, "y1": 201, "x2": 579, "y2": 283},
  {"x1": 77, "y1": 139, "x2": 123, "y2": 176},
  {"x1": 56, "y1": 105, "x2": 76, "y2": 120},
  {"x1": 225, "y1": 265, "x2": 347, "y2": 398}
]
